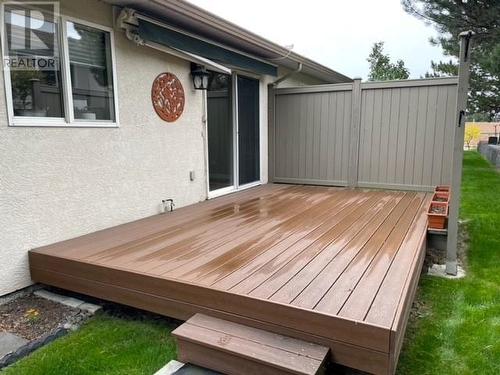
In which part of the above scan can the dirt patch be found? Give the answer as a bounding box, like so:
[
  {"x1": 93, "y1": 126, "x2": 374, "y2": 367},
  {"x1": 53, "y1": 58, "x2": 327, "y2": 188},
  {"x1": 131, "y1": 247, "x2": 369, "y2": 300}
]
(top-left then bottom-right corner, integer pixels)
[
  {"x1": 424, "y1": 246, "x2": 446, "y2": 269},
  {"x1": 0, "y1": 294, "x2": 80, "y2": 341},
  {"x1": 429, "y1": 204, "x2": 446, "y2": 215},
  {"x1": 433, "y1": 196, "x2": 448, "y2": 202},
  {"x1": 424, "y1": 222, "x2": 469, "y2": 271},
  {"x1": 409, "y1": 294, "x2": 430, "y2": 322}
]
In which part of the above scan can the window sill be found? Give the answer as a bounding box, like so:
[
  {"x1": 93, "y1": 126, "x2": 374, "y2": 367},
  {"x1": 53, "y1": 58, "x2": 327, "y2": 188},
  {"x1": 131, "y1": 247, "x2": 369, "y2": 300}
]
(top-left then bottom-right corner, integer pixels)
[{"x1": 8, "y1": 119, "x2": 119, "y2": 128}]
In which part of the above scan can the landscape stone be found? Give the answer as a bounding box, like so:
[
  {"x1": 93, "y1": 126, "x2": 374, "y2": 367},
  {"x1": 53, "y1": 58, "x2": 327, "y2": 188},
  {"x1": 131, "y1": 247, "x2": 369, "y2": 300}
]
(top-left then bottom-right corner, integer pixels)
[{"x1": 0, "y1": 332, "x2": 28, "y2": 358}]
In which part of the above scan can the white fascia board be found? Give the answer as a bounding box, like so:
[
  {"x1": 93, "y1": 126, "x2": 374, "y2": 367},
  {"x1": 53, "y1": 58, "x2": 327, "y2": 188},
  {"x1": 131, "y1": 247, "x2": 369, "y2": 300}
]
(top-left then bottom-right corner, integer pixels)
[{"x1": 145, "y1": 41, "x2": 231, "y2": 74}]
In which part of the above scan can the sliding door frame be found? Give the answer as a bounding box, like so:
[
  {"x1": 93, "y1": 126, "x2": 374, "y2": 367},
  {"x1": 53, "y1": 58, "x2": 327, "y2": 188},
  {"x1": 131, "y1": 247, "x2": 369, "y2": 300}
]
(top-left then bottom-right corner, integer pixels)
[{"x1": 207, "y1": 71, "x2": 262, "y2": 199}]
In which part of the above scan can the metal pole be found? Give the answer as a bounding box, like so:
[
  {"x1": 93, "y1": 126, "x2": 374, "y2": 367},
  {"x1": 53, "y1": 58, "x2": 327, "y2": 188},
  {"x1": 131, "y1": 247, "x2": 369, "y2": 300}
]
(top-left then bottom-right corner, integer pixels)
[{"x1": 446, "y1": 31, "x2": 475, "y2": 275}]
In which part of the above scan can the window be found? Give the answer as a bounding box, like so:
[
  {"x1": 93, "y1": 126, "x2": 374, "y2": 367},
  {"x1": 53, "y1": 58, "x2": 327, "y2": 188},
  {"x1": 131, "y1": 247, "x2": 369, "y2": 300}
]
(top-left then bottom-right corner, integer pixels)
[
  {"x1": 3, "y1": 4, "x2": 65, "y2": 119},
  {"x1": 67, "y1": 22, "x2": 115, "y2": 122},
  {"x1": 1, "y1": 4, "x2": 118, "y2": 127}
]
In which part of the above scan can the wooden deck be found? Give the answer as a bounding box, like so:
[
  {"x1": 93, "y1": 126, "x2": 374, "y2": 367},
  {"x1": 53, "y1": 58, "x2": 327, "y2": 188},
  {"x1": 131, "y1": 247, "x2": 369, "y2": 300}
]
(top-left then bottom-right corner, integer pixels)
[{"x1": 29, "y1": 184, "x2": 430, "y2": 374}]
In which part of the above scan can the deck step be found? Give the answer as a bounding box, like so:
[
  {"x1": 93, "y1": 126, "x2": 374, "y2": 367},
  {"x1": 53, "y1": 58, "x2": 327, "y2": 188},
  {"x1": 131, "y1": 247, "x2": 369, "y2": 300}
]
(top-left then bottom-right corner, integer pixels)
[{"x1": 173, "y1": 314, "x2": 329, "y2": 375}]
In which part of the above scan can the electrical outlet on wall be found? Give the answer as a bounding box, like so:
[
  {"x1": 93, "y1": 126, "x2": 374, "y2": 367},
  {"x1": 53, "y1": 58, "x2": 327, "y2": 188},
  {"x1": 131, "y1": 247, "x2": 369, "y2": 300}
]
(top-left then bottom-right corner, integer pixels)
[{"x1": 189, "y1": 170, "x2": 195, "y2": 181}]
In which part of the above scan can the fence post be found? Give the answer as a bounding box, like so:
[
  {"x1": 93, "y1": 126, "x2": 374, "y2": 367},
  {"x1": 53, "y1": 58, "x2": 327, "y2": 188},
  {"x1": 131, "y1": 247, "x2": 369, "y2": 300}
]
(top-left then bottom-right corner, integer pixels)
[
  {"x1": 268, "y1": 84, "x2": 276, "y2": 183},
  {"x1": 446, "y1": 31, "x2": 475, "y2": 275},
  {"x1": 348, "y1": 78, "x2": 362, "y2": 187}
]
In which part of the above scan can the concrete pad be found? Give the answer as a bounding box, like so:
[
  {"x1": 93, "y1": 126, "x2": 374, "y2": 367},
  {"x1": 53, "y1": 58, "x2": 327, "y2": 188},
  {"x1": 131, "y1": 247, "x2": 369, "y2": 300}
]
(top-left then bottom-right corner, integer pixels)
[
  {"x1": 34, "y1": 289, "x2": 75, "y2": 305},
  {"x1": 428, "y1": 263, "x2": 466, "y2": 279},
  {"x1": 0, "y1": 332, "x2": 28, "y2": 358},
  {"x1": 34, "y1": 289, "x2": 101, "y2": 311},
  {"x1": 79, "y1": 302, "x2": 101, "y2": 314},
  {"x1": 154, "y1": 360, "x2": 185, "y2": 375},
  {"x1": 60, "y1": 297, "x2": 85, "y2": 309},
  {"x1": 154, "y1": 361, "x2": 221, "y2": 375},
  {"x1": 173, "y1": 364, "x2": 221, "y2": 375}
]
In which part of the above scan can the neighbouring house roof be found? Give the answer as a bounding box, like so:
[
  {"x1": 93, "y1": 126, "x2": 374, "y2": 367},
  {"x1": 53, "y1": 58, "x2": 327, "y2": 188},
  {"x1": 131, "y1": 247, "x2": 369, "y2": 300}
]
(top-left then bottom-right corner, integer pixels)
[{"x1": 104, "y1": 0, "x2": 352, "y2": 83}]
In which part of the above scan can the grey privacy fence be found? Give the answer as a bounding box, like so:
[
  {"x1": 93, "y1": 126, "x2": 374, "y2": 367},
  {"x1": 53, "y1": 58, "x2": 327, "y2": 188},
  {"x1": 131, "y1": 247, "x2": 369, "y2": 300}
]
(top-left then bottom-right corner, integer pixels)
[{"x1": 269, "y1": 77, "x2": 459, "y2": 191}]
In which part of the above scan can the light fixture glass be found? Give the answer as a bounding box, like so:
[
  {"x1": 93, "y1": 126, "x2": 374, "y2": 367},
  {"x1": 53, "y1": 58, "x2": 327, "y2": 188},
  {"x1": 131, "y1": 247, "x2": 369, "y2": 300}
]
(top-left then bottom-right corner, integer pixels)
[{"x1": 191, "y1": 63, "x2": 210, "y2": 90}]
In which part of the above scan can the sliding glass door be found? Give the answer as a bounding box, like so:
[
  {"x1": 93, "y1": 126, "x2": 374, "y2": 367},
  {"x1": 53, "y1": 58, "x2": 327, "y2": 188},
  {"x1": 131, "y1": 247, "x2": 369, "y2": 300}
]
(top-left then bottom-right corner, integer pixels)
[
  {"x1": 206, "y1": 72, "x2": 260, "y2": 195},
  {"x1": 207, "y1": 72, "x2": 233, "y2": 191},
  {"x1": 237, "y1": 75, "x2": 260, "y2": 186}
]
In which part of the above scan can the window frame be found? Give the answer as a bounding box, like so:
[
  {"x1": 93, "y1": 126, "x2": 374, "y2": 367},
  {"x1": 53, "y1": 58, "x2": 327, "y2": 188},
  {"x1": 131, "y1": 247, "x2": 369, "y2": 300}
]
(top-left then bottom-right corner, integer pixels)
[
  {"x1": 61, "y1": 16, "x2": 119, "y2": 127},
  {"x1": 1, "y1": 6, "x2": 119, "y2": 128}
]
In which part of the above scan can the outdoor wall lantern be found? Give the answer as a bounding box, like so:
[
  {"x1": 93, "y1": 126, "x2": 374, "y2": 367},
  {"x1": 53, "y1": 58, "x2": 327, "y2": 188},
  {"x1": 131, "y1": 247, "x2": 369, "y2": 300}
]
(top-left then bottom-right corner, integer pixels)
[{"x1": 190, "y1": 63, "x2": 210, "y2": 90}]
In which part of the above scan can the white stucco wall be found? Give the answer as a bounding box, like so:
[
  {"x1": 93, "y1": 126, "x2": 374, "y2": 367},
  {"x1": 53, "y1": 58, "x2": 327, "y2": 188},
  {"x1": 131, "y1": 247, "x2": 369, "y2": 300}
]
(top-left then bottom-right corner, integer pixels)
[
  {"x1": 0, "y1": 0, "x2": 325, "y2": 296},
  {"x1": 0, "y1": 0, "x2": 209, "y2": 295},
  {"x1": 275, "y1": 67, "x2": 326, "y2": 88}
]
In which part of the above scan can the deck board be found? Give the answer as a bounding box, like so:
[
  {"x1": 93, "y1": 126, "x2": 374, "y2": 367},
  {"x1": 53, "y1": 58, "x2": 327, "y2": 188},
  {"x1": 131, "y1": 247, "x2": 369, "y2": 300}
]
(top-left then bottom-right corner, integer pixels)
[
  {"x1": 188, "y1": 190, "x2": 359, "y2": 285},
  {"x1": 125, "y1": 186, "x2": 329, "y2": 275},
  {"x1": 270, "y1": 192, "x2": 401, "y2": 304},
  {"x1": 338, "y1": 193, "x2": 426, "y2": 320},
  {"x1": 211, "y1": 190, "x2": 365, "y2": 291},
  {"x1": 229, "y1": 192, "x2": 376, "y2": 295},
  {"x1": 290, "y1": 192, "x2": 404, "y2": 310},
  {"x1": 249, "y1": 193, "x2": 383, "y2": 299},
  {"x1": 165, "y1": 189, "x2": 340, "y2": 280},
  {"x1": 29, "y1": 184, "x2": 430, "y2": 375}
]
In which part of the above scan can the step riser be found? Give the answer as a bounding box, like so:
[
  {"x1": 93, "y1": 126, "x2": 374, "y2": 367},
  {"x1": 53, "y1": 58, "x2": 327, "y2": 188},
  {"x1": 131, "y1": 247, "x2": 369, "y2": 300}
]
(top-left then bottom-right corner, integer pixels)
[
  {"x1": 173, "y1": 314, "x2": 329, "y2": 375},
  {"x1": 178, "y1": 340, "x2": 320, "y2": 375}
]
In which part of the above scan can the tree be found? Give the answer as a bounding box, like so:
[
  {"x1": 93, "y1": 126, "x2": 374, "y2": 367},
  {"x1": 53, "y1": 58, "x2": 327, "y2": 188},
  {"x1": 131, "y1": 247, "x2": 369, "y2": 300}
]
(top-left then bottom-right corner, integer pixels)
[
  {"x1": 402, "y1": 0, "x2": 500, "y2": 120},
  {"x1": 424, "y1": 60, "x2": 458, "y2": 78},
  {"x1": 464, "y1": 123, "x2": 481, "y2": 149},
  {"x1": 367, "y1": 42, "x2": 410, "y2": 81}
]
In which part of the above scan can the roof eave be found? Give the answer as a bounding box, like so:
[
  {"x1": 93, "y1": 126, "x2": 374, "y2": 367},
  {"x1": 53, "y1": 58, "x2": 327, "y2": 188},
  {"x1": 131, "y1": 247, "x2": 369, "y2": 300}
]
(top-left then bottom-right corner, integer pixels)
[{"x1": 104, "y1": 0, "x2": 351, "y2": 83}]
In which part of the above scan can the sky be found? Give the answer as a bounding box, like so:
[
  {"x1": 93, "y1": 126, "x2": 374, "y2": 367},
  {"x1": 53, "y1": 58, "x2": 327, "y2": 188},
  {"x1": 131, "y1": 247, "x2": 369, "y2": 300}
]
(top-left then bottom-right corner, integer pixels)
[{"x1": 187, "y1": 0, "x2": 449, "y2": 80}]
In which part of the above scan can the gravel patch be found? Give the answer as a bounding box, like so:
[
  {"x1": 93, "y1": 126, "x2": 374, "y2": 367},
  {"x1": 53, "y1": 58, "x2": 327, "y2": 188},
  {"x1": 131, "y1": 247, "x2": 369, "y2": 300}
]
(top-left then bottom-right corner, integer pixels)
[
  {"x1": 0, "y1": 289, "x2": 96, "y2": 369},
  {"x1": 0, "y1": 294, "x2": 83, "y2": 341},
  {"x1": 424, "y1": 222, "x2": 469, "y2": 272}
]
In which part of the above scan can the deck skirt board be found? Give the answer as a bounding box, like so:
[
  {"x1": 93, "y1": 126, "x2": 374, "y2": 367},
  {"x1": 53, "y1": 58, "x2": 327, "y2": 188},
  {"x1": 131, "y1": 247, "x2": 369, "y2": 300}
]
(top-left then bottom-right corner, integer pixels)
[
  {"x1": 29, "y1": 253, "x2": 390, "y2": 351},
  {"x1": 29, "y1": 184, "x2": 430, "y2": 375}
]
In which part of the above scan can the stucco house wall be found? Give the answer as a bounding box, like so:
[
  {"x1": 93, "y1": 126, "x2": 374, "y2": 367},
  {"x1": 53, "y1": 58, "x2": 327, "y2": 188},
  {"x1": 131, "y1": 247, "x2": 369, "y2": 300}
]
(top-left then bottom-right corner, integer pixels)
[
  {"x1": 275, "y1": 67, "x2": 325, "y2": 87},
  {"x1": 0, "y1": 0, "x2": 210, "y2": 295},
  {"x1": 0, "y1": 0, "x2": 322, "y2": 296}
]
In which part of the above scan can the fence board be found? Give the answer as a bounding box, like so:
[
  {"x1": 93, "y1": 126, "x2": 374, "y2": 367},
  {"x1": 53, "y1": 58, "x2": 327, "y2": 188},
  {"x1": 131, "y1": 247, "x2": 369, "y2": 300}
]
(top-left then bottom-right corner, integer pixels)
[
  {"x1": 272, "y1": 78, "x2": 458, "y2": 191},
  {"x1": 395, "y1": 88, "x2": 410, "y2": 183}
]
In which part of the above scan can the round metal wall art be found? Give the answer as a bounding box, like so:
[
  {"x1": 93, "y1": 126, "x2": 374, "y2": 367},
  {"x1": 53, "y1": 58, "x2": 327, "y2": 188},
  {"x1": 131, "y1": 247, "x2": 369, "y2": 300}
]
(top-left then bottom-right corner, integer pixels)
[{"x1": 151, "y1": 72, "x2": 185, "y2": 122}]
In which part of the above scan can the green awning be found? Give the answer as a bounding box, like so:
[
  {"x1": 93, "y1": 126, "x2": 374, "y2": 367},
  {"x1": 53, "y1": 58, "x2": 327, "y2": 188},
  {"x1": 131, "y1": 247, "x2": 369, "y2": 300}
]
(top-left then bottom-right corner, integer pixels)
[{"x1": 137, "y1": 19, "x2": 277, "y2": 77}]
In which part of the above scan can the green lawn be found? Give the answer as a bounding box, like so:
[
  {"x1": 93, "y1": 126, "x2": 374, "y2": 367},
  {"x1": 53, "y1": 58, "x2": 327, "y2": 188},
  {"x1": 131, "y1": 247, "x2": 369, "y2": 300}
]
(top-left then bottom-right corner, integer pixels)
[
  {"x1": 3, "y1": 313, "x2": 177, "y2": 375},
  {"x1": 397, "y1": 151, "x2": 500, "y2": 374},
  {"x1": 3, "y1": 151, "x2": 499, "y2": 375}
]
